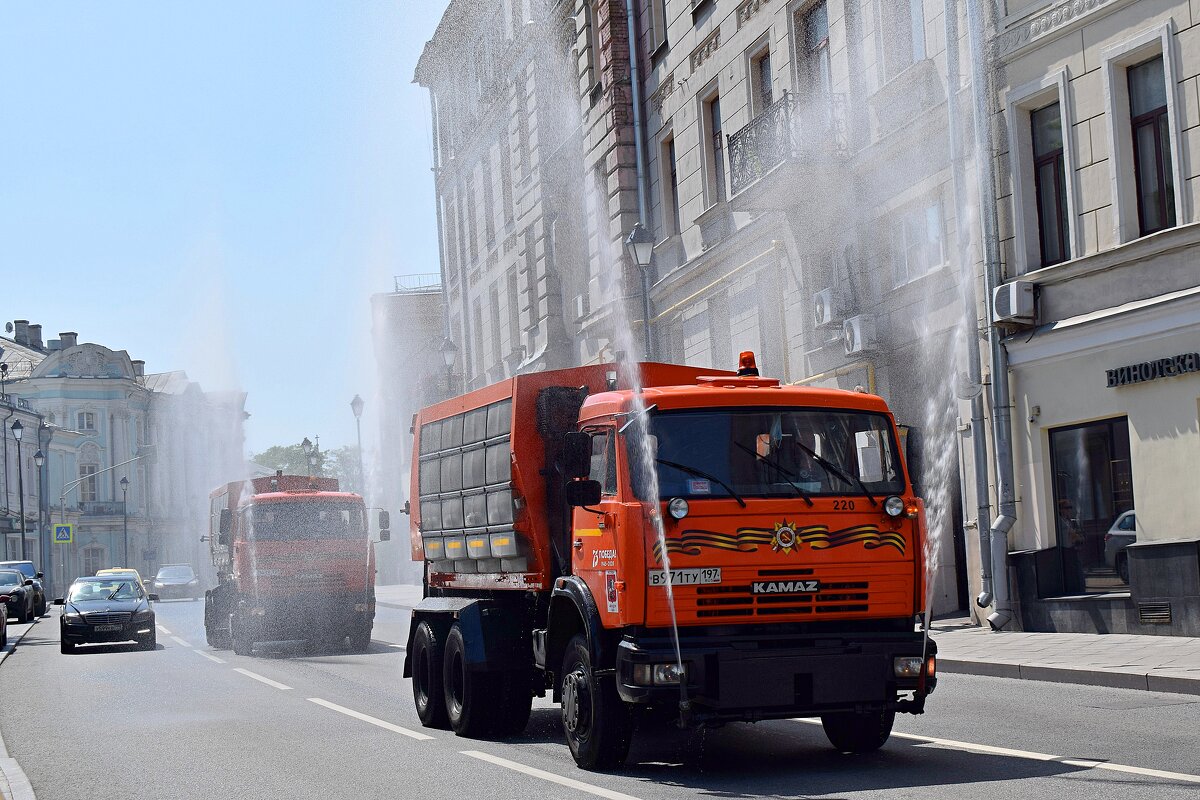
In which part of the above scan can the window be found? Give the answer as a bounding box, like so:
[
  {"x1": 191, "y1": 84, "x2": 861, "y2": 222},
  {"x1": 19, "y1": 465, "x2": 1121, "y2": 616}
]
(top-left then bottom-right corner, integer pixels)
[
  {"x1": 79, "y1": 464, "x2": 98, "y2": 503},
  {"x1": 77, "y1": 411, "x2": 95, "y2": 431},
  {"x1": 648, "y1": 0, "x2": 667, "y2": 52},
  {"x1": 891, "y1": 201, "x2": 943, "y2": 284},
  {"x1": 1128, "y1": 56, "x2": 1176, "y2": 236},
  {"x1": 702, "y1": 92, "x2": 726, "y2": 205},
  {"x1": 510, "y1": 0, "x2": 523, "y2": 38},
  {"x1": 1049, "y1": 417, "x2": 1133, "y2": 594},
  {"x1": 482, "y1": 151, "x2": 496, "y2": 246},
  {"x1": 507, "y1": 270, "x2": 522, "y2": 359},
  {"x1": 489, "y1": 283, "x2": 503, "y2": 367},
  {"x1": 750, "y1": 47, "x2": 773, "y2": 116},
  {"x1": 661, "y1": 135, "x2": 681, "y2": 235},
  {"x1": 1031, "y1": 102, "x2": 1070, "y2": 266},
  {"x1": 797, "y1": 2, "x2": 831, "y2": 99},
  {"x1": 584, "y1": 2, "x2": 601, "y2": 89},
  {"x1": 81, "y1": 546, "x2": 105, "y2": 578},
  {"x1": 589, "y1": 432, "x2": 617, "y2": 495},
  {"x1": 499, "y1": 137, "x2": 515, "y2": 226},
  {"x1": 877, "y1": 0, "x2": 925, "y2": 81},
  {"x1": 466, "y1": 172, "x2": 479, "y2": 263}
]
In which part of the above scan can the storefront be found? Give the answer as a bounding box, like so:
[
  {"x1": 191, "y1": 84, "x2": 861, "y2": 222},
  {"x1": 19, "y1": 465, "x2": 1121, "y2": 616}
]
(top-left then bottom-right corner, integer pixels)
[{"x1": 1005, "y1": 288, "x2": 1200, "y2": 635}]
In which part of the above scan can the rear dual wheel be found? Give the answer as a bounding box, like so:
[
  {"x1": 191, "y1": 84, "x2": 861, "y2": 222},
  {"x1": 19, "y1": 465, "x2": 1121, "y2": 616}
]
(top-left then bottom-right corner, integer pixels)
[
  {"x1": 412, "y1": 621, "x2": 449, "y2": 729},
  {"x1": 821, "y1": 709, "x2": 895, "y2": 753}
]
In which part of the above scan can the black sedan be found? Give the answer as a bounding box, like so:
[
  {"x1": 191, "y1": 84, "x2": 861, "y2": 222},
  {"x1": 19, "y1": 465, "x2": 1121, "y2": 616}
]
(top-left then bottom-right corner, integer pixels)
[
  {"x1": 0, "y1": 569, "x2": 36, "y2": 623},
  {"x1": 0, "y1": 560, "x2": 46, "y2": 616},
  {"x1": 56, "y1": 576, "x2": 159, "y2": 654},
  {"x1": 151, "y1": 563, "x2": 202, "y2": 600}
]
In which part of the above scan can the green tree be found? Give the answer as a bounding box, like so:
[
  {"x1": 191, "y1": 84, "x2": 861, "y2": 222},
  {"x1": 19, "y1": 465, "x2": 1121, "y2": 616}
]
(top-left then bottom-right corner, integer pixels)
[{"x1": 250, "y1": 443, "x2": 326, "y2": 478}]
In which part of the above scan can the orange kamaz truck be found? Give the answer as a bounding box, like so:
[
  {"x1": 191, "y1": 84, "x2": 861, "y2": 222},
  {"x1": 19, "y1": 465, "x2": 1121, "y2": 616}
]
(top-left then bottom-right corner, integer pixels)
[
  {"x1": 203, "y1": 472, "x2": 389, "y2": 655},
  {"x1": 402, "y1": 355, "x2": 935, "y2": 769}
]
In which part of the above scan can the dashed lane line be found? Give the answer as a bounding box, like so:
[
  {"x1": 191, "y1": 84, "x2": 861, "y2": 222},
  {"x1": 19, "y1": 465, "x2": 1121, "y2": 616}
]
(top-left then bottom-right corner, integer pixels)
[
  {"x1": 193, "y1": 649, "x2": 226, "y2": 663},
  {"x1": 170, "y1": 636, "x2": 191, "y2": 648},
  {"x1": 792, "y1": 719, "x2": 1200, "y2": 785},
  {"x1": 232, "y1": 668, "x2": 293, "y2": 691},
  {"x1": 307, "y1": 698, "x2": 434, "y2": 741},
  {"x1": 156, "y1": 624, "x2": 171, "y2": 634},
  {"x1": 461, "y1": 750, "x2": 644, "y2": 800}
]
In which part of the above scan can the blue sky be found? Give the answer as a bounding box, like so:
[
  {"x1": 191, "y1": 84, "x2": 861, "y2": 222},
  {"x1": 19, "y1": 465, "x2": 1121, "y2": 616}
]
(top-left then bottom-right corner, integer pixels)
[{"x1": 0, "y1": 2, "x2": 446, "y2": 456}]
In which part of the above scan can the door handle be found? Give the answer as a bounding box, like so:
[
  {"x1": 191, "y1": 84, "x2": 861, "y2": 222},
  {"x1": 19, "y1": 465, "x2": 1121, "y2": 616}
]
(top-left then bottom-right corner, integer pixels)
[{"x1": 573, "y1": 539, "x2": 583, "y2": 550}]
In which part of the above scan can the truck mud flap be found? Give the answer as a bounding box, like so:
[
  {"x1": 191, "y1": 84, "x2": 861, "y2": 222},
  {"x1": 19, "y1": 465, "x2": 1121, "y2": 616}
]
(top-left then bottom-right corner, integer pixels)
[{"x1": 402, "y1": 597, "x2": 529, "y2": 677}]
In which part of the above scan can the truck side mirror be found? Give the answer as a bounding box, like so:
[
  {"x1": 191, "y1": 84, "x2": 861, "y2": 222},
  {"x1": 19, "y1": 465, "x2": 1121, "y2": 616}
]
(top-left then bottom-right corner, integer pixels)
[
  {"x1": 378, "y1": 510, "x2": 390, "y2": 530},
  {"x1": 219, "y1": 508, "x2": 231, "y2": 535},
  {"x1": 564, "y1": 479, "x2": 602, "y2": 508},
  {"x1": 562, "y1": 432, "x2": 592, "y2": 480},
  {"x1": 378, "y1": 529, "x2": 391, "y2": 542}
]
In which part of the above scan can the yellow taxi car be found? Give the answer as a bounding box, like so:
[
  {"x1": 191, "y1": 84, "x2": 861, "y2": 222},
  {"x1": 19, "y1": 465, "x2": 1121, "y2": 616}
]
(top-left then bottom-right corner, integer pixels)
[{"x1": 95, "y1": 567, "x2": 147, "y2": 593}]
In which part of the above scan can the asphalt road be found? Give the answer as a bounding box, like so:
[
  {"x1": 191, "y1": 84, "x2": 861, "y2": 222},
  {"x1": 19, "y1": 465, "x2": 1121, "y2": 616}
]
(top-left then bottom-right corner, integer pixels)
[{"x1": 2, "y1": 601, "x2": 1199, "y2": 800}]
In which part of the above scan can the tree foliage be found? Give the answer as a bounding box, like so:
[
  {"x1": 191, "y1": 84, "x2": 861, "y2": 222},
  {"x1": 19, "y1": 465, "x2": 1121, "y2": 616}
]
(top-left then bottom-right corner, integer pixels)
[{"x1": 249, "y1": 443, "x2": 362, "y2": 492}]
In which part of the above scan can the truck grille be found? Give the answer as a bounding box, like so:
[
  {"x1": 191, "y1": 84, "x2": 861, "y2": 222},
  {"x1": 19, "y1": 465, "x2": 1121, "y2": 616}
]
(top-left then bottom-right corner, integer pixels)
[
  {"x1": 84, "y1": 612, "x2": 132, "y2": 625},
  {"x1": 695, "y1": 570, "x2": 869, "y2": 618}
]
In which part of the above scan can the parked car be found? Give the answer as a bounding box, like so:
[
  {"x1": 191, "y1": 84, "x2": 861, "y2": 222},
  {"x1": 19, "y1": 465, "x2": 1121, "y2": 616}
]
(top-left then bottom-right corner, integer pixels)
[
  {"x1": 56, "y1": 576, "x2": 159, "y2": 653},
  {"x1": 0, "y1": 561, "x2": 46, "y2": 616},
  {"x1": 0, "y1": 569, "x2": 36, "y2": 623},
  {"x1": 152, "y1": 564, "x2": 201, "y2": 600},
  {"x1": 0, "y1": 594, "x2": 8, "y2": 647},
  {"x1": 1103, "y1": 510, "x2": 1137, "y2": 583},
  {"x1": 95, "y1": 567, "x2": 147, "y2": 592}
]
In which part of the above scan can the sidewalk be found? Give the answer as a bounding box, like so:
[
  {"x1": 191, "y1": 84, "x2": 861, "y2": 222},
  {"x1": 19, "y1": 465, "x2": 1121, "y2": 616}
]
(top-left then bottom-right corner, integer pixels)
[{"x1": 374, "y1": 584, "x2": 1200, "y2": 697}]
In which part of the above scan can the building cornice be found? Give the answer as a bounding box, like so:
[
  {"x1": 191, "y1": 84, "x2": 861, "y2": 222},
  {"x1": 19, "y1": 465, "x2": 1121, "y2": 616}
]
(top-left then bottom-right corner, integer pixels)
[{"x1": 996, "y1": 0, "x2": 1138, "y2": 62}]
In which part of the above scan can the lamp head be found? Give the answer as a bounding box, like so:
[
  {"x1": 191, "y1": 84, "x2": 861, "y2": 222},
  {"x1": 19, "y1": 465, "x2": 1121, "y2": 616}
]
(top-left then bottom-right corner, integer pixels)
[
  {"x1": 350, "y1": 394, "x2": 365, "y2": 419},
  {"x1": 34, "y1": 449, "x2": 44, "y2": 467},
  {"x1": 301, "y1": 437, "x2": 313, "y2": 456},
  {"x1": 438, "y1": 337, "x2": 458, "y2": 369},
  {"x1": 10, "y1": 419, "x2": 22, "y2": 440},
  {"x1": 624, "y1": 222, "x2": 655, "y2": 268}
]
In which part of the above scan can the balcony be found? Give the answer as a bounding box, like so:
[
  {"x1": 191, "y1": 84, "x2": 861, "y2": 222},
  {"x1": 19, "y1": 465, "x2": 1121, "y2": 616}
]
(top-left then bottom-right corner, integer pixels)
[
  {"x1": 726, "y1": 91, "x2": 848, "y2": 211},
  {"x1": 81, "y1": 501, "x2": 127, "y2": 516}
]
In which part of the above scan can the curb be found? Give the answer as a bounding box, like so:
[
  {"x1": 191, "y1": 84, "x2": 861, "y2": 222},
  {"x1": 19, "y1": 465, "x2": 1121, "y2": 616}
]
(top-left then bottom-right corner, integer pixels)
[
  {"x1": 0, "y1": 618, "x2": 41, "y2": 800},
  {"x1": 939, "y1": 658, "x2": 1200, "y2": 697}
]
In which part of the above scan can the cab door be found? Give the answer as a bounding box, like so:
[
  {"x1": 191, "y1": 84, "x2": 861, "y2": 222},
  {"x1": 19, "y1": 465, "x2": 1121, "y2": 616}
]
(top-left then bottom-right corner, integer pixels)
[{"x1": 571, "y1": 428, "x2": 625, "y2": 624}]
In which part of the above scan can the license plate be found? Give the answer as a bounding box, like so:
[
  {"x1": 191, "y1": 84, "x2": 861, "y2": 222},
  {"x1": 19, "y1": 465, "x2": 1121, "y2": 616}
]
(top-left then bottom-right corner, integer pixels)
[
  {"x1": 93, "y1": 624, "x2": 122, "y2": 632},
  {"x1": 648, "y1": 568, "x2": 721, "y2": 587}
]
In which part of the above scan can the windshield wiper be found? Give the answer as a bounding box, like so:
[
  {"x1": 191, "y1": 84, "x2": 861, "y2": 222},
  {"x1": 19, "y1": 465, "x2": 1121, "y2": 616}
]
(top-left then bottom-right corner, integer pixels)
[
  {"x1": 732, "y1": 442, "x2": 814, "y2": 507},
  {"x1": 655, "y1": 458, "x2": 747, "y2": 508},
  {"x1": 794, "y1": 441, "x2": 878, "y2": 506}
]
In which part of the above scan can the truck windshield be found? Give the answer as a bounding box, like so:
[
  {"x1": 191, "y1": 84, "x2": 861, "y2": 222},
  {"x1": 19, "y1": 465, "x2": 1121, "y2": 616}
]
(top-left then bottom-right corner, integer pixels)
[
  {"x1": 247, "y1": 502, "x2": 366, "y2": 541},
  {"x1": 631, "y1": 408, "x2": 905, "y2": 500}
]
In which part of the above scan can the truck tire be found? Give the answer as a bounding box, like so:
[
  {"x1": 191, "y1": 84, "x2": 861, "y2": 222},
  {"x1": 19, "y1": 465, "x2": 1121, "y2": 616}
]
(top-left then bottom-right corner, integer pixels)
[
  {"x1": 561, "y1": 634, "x2": 632, "y2": 770},
  {"x1": 348, "y1": 627, "x2": 372, "y2": 653},
  {"x1": 230, "y1": 613, "x2": 253, "y2": 657},
  {"x1": 821, "y1": 709, "x2": 895, "y2": 753},
  {"x1": 411, "y1": 621, "x2": 450, "y2": 729},
  {"x1": 493, "y1": 670, "x2": 533, "y2": 737},
  {"x1": 443, "y1": 623, "x2": 498, "y2": 737}
]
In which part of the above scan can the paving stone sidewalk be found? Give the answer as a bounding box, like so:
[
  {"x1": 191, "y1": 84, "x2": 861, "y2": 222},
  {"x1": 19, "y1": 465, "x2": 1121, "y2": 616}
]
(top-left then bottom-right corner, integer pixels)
[{"x1": 375, "y1": 584, "x2": 1200, "y2": 696}]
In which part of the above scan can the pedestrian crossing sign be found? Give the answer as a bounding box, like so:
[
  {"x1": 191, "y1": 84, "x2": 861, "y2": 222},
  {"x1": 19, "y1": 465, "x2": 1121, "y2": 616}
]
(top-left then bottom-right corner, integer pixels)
[{"x1": 53, "y1": 524, "x2": 73, "y2": 544}]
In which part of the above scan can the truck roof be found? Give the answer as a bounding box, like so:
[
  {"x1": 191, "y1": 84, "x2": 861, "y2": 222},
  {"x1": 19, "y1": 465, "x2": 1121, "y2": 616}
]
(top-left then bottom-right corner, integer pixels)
[
  {"x1": 580, "y1": 380, "x2": 892, "y2": 420},
  {"x1": 248, "y1": 491, "x2": 364, "y2": 505}
]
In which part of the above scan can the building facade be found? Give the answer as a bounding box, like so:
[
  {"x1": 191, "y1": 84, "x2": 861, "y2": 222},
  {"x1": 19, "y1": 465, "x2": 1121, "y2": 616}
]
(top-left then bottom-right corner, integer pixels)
[
  {"x1": 1, "y1": 321, "x2": 247, "y2": 596},
  {"x1": 992, "y1": 0, "x2": 1200, "y2": 634}
]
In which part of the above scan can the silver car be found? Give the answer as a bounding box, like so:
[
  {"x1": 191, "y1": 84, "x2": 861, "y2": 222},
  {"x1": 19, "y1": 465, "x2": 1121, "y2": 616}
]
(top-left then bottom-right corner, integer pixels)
[{"x1": 1103, "y1": 510, "x2": 1136, "y2": 583}]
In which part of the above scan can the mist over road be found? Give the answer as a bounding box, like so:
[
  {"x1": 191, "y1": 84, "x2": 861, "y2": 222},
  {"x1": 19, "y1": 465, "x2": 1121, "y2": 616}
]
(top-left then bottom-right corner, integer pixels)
[{"x1": 1, "y1": 601, "x2": 1197, "y2": 800}]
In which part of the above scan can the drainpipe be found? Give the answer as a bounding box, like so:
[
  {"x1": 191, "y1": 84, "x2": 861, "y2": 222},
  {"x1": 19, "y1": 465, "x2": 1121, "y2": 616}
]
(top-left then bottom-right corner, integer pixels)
[
  {"x1": 944, "y1": 0, "x2": 995, "y2": 616},
  {"x1": 967, "y1": 0, "x2": 1017, "y2": 630},
  {"x1": 624, "y1": 0, "x2": 654, "y2": 359}
]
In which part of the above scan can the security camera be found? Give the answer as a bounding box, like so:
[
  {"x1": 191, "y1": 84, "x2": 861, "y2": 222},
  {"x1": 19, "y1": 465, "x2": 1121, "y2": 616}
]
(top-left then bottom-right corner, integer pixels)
[{"x1": 1028, "y1": 414, "x2": 1037, "y2": 424}]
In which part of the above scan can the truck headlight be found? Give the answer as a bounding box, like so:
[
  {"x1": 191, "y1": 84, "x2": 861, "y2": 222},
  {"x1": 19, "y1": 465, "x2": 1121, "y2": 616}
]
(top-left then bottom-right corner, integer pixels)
[
  {"x1": 893, "y1": 656, "x2": 924, "y2": 677},
  {"x1": 653, "y1": 663, "x2": 687, "y2": 685},
  {"x1": 668, "y1": 498, "x2": 689, "y2": 520},
  {"x1": 884, "y1": 496, "x2": 906, "y2": 518}
]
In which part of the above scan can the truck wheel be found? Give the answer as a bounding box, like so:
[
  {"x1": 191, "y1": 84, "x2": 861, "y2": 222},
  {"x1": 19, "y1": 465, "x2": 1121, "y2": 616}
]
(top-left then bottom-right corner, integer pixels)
[
  {"x1": 412, "y1": 621, "x2": 450, "y2": 729},
  {"x1": 443, "y1": 623, "x2": 497, "y2": 737},
  {"x1": 348, "y1": 627, "x2": 372, "y2": 653},
  {"x1": 821, "y1": 710, "x2": 895, "y2": 753},
  {"x1": 493, "y1": 670, "x2": 533, "y2": 737},
  {"x1": 230, "y1": 614, "x2": 252, "y2": 657},
  {"x1": 561, "y1": 634, "x2": 632, "y2": 770}
]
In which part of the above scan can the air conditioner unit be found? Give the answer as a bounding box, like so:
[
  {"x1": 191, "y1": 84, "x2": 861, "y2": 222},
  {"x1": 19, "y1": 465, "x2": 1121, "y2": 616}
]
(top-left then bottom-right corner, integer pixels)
[
  {"x1": 843, "y1": 315, "x2": 876, "y2": 355},
  {"x1": 993, "y1": 280, "x2": 1036, "y2": 327},
  {"x1": 573, "y1": 293, "x2": 590, "y2": 322},
  {"x1": 813, "y1": 288, "x2": 840, "y2": 328}
]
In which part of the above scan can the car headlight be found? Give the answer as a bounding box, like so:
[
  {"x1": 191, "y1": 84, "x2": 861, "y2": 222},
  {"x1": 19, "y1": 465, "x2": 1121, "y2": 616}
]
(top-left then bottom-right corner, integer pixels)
[
  {"x1": 132, "y1": 607, "x2": 154, "y2": 621},
  {"x1": 154, "y1": 582, "x2": 164, "y2": 588}
]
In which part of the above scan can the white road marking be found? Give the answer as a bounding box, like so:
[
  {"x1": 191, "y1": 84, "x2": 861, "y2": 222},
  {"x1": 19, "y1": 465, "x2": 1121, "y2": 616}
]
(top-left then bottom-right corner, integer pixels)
[
  {"x1": 193, "y1": 649, "x2": 226, "y2": 664},
  {"x1": 156, "y1": 624, "x2": 171, "y2": 634},
  {"x1": 461, "y1": 750, "x2": 645, "y2": 800},
  {"x1": 232, "y1": 668, "x2": 292, "y2": 691},
  {"x1": 306, "y1": 698, "x2": 434, "y2": 741},
  {"x1": 170, "y1": 636, "x2": 191, "y2": 648},
  {"x1": 388, "y1": 644, "x2": 405, "y2": 649},
  {"x1": 793, "y1": 719, "x2": 1200, "y2": 785}
]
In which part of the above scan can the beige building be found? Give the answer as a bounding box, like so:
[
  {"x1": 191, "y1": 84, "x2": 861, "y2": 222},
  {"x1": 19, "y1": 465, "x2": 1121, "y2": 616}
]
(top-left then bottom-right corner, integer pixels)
[{"x1": 993, "y1": 0, "x2": 1200, "y2": 634}]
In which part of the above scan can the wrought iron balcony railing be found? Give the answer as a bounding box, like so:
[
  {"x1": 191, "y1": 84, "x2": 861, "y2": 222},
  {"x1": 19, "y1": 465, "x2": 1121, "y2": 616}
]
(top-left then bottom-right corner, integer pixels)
[
  {"x1": 81, "y1": 500, "x2": 127, "y2": 516},
  {"x1": 727, "y1": 90, "x2": 848, "y2": 197}
]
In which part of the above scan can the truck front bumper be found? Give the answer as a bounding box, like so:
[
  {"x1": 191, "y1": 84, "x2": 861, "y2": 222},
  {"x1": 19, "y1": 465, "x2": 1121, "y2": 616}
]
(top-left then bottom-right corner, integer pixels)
[
  {"x1": 614, "y1": 625, "x2": 936, "y2": 724},
  {"x1": 242, "y1": 595, "x2": 374, "y2": 640}
]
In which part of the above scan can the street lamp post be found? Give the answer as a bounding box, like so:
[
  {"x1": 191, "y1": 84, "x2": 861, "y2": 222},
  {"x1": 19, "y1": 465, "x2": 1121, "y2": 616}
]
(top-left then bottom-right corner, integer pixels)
[
  {"x1": 11, "y1": 420, "x2": 26, "y2": 560},
  {"x1": 350, "y1": 394, "x2": 365, "y2": 496},
  {"x1": 625, "y1": 222, "x2": 656, "y2": 361},
  {"x1": 33, "y1": 448, "x2": 44, "y2": 575},
  {"x1": 301, "y1": 437, "x2": 314, "y2": 477},
  {"x1": 120, "y1": 476, "x2": 129, "y2": 566},
  {"x1": 439, "y1": 337, "x2": 458, "y2": 397}
]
